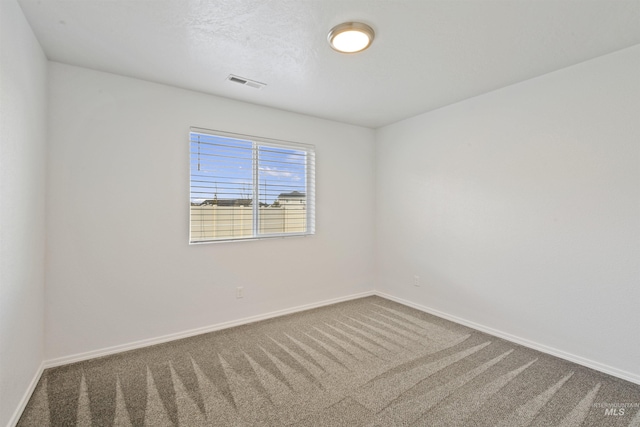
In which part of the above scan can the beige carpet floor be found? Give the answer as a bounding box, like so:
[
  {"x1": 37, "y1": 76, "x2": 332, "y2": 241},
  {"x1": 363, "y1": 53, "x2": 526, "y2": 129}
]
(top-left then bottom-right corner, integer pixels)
[{"x1": 18, "y1": 296, "x2": 640, "y2": 426}]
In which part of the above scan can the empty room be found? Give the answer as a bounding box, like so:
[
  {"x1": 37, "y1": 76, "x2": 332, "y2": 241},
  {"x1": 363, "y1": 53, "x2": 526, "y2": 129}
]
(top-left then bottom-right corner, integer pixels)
[{"x1": 1, "y1": 0, "x2": 639, "y2": 426}]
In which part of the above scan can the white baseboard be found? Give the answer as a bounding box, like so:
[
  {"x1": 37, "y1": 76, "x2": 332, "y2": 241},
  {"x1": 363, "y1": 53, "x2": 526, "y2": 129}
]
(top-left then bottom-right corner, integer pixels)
[
  {"x1": 7, "y1": 361, "x2": 44, "y2": 427},
  {"x1": 375, "y1": 291, "x2": 640, "y2": 386},
  {"x1": 44, "y1": 291, "x2": 376, "y2": 369}
]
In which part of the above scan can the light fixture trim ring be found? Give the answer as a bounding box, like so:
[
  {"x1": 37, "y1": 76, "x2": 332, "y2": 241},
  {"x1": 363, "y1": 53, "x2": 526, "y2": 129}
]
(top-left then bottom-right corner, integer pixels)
[{"x1": 328, "y1": 22, "x2": 375, "y2": 53}]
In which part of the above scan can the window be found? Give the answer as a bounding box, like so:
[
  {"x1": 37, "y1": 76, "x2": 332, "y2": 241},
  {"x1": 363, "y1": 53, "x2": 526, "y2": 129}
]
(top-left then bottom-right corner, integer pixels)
[{"x1": 189, "y1": 128, "x2": 315, "y2": 243}]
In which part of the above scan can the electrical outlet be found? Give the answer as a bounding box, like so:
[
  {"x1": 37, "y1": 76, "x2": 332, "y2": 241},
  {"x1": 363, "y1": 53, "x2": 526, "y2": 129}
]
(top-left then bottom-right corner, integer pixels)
[
  {"x1": 413, "y1": 275, "x2": 420, "y2": 287},
  {"x1": 236, "y1": 286, "x2": 244, "y2": 298}
]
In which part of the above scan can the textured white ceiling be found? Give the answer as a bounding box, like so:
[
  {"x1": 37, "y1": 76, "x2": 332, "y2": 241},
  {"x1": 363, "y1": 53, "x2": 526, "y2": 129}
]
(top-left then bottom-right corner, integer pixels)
[{"x1": 17, "y1": 0, "x2": 640, "y2": 128}]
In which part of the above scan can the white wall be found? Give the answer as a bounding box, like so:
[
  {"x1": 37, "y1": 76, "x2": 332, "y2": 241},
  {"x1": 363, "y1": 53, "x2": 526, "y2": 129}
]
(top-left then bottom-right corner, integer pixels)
[
  {"x1": 0, "y1": 0, "x2": 48, "y2": 425},
  {"x1": 376, "y1": 45, "x2": 640, "y2": 380},
  {"x1": 46, "y1": 63, "x2": 375, "y2": 361}
]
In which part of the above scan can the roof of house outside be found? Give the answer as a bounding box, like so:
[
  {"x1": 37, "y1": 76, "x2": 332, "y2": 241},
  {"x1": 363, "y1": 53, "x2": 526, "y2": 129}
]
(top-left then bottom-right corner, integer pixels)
[{"x1": 278, "y1": 191, "x2": 305, "y2": 198}]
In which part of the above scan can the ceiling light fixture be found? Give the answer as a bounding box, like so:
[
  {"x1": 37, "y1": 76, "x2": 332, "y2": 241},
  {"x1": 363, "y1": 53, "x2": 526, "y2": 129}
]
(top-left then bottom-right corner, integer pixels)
[{"x1": 328, "y1": 22, "x2": 375, "y2": 54}]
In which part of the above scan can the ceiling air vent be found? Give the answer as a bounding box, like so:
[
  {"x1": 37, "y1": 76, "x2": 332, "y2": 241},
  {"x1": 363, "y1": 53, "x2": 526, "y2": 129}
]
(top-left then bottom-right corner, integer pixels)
[{"x1": 227, "y1": 74, "x2": 266, "y2": 90}]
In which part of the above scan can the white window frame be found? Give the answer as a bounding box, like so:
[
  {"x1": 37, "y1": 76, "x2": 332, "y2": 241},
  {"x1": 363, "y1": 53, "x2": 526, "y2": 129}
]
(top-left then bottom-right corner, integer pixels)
[{"x1": 189, "y1": 127, "x2": 315, "y2": 244}]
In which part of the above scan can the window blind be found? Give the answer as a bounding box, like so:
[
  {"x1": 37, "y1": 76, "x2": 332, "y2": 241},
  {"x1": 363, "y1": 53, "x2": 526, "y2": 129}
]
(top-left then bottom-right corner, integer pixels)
[{"x1": 189, "y1": 128, "x2": 315, "y2": 243}]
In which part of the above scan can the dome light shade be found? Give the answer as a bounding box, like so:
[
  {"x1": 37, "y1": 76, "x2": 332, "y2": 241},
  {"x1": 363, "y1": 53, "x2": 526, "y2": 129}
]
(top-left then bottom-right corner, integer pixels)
[{"x1": 328, "y1": 22, "x2": 375, "y2": 53}]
